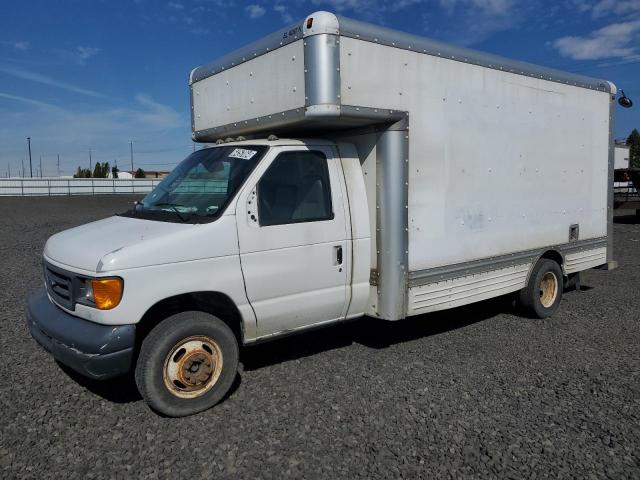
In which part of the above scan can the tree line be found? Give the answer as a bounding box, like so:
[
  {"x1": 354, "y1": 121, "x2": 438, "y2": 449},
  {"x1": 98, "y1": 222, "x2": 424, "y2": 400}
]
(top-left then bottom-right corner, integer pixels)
[{"x1": 73, "y1": 162, "x2": 146, "y2": 178}]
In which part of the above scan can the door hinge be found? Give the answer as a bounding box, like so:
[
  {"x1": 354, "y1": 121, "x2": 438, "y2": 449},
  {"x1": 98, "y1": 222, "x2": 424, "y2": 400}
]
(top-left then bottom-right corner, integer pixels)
[{"x1": 369, "y1": 268, "x2": 379, "y2": 286}]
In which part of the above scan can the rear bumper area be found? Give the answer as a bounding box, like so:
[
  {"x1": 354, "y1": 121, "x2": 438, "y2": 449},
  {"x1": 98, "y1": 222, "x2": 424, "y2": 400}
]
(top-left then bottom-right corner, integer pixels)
[{"x1": 26, "y1": 289, "x2": 136, "y2": 380}]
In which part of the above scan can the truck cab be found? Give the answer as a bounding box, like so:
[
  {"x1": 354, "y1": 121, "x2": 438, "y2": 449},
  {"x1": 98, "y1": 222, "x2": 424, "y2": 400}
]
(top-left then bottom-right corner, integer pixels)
[{"x1": 27, "y1": 138, "x2": 372, "y2": 417}]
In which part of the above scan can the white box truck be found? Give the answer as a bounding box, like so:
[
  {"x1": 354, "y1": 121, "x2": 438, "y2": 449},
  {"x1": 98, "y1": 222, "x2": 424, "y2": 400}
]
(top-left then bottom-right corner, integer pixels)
[{"x1": 27, "y1": 11, "x2": 618, "y2": 416}]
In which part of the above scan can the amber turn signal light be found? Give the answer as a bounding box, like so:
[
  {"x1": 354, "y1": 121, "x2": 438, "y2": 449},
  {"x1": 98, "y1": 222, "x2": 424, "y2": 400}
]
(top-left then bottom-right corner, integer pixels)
[{"x1": 91, "y1": 278, "x2": 123, "y2": 310}]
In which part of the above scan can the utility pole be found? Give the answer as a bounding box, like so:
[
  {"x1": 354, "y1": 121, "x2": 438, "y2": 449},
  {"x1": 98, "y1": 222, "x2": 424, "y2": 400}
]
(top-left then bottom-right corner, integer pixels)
[
  {"x1": 7, "y1": 162, "x2": 10, "y2": 178},
  {"x1": 21, "y1": 157, "x2": 25, "y2": 177},
  {"x1": 89, "y1": 149, "x2": 92, "y2": 177},
  {"x1": 39, "y1": 156, "x2": 43, "y2": 178},
  {"x1": 27, "y1": 136, "x2": 33, "y2": 178},
  {"x1": 130, "y1": 141, "x2": 134, "y2": 176},
  {"x1": 57, "y1": 154, "x2": 60, "y2": 177}
]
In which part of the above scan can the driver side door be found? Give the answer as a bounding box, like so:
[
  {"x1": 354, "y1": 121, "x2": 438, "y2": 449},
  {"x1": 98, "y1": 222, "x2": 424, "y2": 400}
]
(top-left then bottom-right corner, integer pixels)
[{"x1": 235, "y1": 145, "x2": 349, "y2": 338}]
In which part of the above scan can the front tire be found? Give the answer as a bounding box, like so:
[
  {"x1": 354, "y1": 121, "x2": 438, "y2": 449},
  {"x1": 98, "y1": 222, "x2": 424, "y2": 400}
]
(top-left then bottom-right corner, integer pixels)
[
  {"x1": 135, "y1": 311, "x2": 239, "y2": 417},
  {"x1": 519, "y1": 259, "x2": 563, "y2": 319}
]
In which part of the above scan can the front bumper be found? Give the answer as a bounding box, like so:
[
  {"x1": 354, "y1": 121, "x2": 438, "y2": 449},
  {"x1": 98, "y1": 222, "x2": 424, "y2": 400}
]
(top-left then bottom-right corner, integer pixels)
[{"x1": 26, "y1": 289, "x2": 136, "y2": 379}]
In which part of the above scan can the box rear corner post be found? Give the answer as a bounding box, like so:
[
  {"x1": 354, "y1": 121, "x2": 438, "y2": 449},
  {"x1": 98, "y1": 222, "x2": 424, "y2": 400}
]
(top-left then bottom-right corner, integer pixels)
[{"x1": 603, "y1": 88, "x2": 618, "y2": 272}]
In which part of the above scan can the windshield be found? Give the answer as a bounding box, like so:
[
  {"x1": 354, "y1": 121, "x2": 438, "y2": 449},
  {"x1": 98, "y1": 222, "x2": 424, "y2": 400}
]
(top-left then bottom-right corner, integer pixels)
[{"x1": 125, "y1": 145, "x2": 267, "y2": 223}]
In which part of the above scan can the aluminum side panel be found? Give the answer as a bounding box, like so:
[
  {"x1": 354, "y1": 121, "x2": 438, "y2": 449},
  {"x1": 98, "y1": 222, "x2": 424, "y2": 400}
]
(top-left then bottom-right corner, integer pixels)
[
  {"x1": 339, "y1": 37, "x2": 610, "y2": 271},
  {"x1": 407, "y1": 263, "x2": 531, "y2": 315},
  {"x1": 565, "y1": 247, "x2": 607, "y2": 274},
  {"x1": 192, "y1": 41, "x2": 306, "y2": 133}
]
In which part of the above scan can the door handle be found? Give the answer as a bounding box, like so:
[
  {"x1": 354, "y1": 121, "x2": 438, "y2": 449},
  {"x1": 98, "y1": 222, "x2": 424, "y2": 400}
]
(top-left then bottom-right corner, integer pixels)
[{"x1": 334, "y1": 246, "x2": 343, "y2": 265}]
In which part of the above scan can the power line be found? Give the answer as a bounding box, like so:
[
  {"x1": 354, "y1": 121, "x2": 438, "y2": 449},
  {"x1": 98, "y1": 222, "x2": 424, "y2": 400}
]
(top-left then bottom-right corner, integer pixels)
[{"x1": 27, "y1": 137, "x2": 32, "y2": 178}]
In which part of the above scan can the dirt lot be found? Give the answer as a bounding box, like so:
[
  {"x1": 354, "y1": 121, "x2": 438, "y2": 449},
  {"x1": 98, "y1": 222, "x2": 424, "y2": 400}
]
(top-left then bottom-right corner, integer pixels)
[{"x1": 0, "y1": 195, "x2": 639, "y2": 479}]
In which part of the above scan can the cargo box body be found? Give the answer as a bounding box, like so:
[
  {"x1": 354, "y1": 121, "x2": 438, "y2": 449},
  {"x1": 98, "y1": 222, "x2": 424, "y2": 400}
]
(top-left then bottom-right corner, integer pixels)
[{"x1": 190, "y1": 11, "x2": 615, "y2": 320}]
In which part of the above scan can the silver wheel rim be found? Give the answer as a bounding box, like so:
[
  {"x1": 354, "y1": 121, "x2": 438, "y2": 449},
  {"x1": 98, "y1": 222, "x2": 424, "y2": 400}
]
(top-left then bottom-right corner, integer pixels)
[
  {"x1": 539, "y1": 271, "x2": 558, "y2": 308},
  {"x1": 163, "y1": 335, "x2": 223, "y2": 399}
]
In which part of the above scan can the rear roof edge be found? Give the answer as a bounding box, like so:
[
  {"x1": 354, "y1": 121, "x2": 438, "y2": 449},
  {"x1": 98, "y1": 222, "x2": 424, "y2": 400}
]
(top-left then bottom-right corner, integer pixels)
[
  {"x1": 190, "y1": 11, "x2": 613, "y2": 94},
  {"x1": 336, "y1": 15, "x2": 613, "y2": 94}
]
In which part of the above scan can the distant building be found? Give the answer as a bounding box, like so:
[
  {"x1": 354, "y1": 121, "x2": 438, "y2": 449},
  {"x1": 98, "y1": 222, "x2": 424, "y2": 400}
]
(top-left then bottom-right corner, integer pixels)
[
  {"x1": 614, "y1": 142, "x2": 630, "y2": 170},
  {"x1": 109, "y1": 170, "x2": 169, "y2": 179},
  {"x1": 121, "y1": 170, "x2": 170, "y2": 179},
  {"x1": 109, "y1": 170, "x2": 132, "y2": 179}
]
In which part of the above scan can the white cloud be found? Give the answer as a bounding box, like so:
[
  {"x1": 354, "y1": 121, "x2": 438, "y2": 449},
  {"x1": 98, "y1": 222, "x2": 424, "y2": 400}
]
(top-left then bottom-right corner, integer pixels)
[
  {"x1": 54, "y1": 45, "x2": 100, "y2": 65},
  {"x1": 167, "y1": 1, "x2": 184, "y2": 9},
  {"x1": 191, "y1": 27, "x2": 210, "y2": 35},
  {"x1": 439, "y1": 0, "x2": 513, "y2": 15},
  {"x1": 310, "y1": 0, "x2": 520, "y2": 42},
  {"x1": 76, "y1": 46, "x2": 99, "y2": 62},
  {"x1": 0, "y1": 64, "x2": 106, "y2": 98},
  {"x1": 0, "y1": 92, "x2": 185, "y2": 174},
  {"x1": 1, "y1": 40, "x2": 30, "y2": 51},
  {"x1": 429, "y1": 0, "x2": 521, "y2": 45},
  {"x1": 274, "y1": 4, "x2": 293, "y2": 23},
  {"x1": 596, "y1": 54, "x2": 640, "y2": 67},
  {"x1": 590, "y1": 0, "x2": 640, "y2": 18},
  {"x1": 245, "y1": 4, "x2": 266, "y2": 19},
  {"x1": 14, "y1": 41, "x2": 30, "y2": 51},
  {"x1": 0, "y1": 92, "x2": 65, "y2": 110},
  {"x1": 552, "y1": 20, "x2": 640, "y2": 60},
  {"x1": 310, "y1": 0, "x2": 369, "y2": 10},
  {"x1": 310, "y1": 0, "x2": 421, "y2": 15},
  {"x1": 132, "y1": 94, "x2": 182, "y2": 130}
]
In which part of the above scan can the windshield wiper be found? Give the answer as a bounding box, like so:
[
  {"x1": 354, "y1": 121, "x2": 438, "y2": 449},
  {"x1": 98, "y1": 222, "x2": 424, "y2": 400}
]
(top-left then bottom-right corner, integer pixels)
[{"x1": 152, "y1": 202, "x2": 190, "y2": 222}]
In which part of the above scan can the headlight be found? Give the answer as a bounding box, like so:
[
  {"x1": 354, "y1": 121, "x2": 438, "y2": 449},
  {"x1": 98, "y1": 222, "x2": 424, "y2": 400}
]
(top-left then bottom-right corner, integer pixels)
[
  {"x1": 75, "y1": 277, "x2": 123, "y2": 310},
  {"x1": 76, "y1": 278, "x2": 95, "y2": 305}
]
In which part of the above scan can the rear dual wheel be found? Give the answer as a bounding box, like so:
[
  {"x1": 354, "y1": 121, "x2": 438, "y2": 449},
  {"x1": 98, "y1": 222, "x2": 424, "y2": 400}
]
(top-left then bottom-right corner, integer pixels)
[
  {"x1": 135, "y1": 311, "x2": 238, "y2": 417},
  {"x1": 519, "y1": 259, "x2": 563, "y2": 318}
]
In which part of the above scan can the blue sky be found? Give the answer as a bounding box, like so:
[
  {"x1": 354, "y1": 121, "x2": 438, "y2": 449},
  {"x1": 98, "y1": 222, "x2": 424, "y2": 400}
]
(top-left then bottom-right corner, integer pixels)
[{"x1": 0, "y1": 0, "x2": 638, "y2": 177}]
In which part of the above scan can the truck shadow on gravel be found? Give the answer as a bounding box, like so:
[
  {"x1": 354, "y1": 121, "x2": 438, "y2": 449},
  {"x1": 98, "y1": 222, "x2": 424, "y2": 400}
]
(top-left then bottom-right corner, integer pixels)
[
  {"x1": 58, "y1": 362, "x2": 242, "y2": 406},
  {"x1": 614, "y1": 213, "x2": 640, "y2": 225},
  {"x1": 57, "y1": 296, "x2": 516, "y2": 404},
  {"x1": 57, "y1": 362, "x2": 143, "y2": 404},
  {"x1": 57, "y1": 287, "x2": 590, "y2": 404},
  {"x1": 242, "y1": 294, "x2": 524, "y2": 371}
]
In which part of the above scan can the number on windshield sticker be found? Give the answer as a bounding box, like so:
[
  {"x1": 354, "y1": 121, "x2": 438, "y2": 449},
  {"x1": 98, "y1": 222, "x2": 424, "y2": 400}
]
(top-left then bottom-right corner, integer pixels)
[{"x1": 228, "y1": 148, "x2": 258, "y2": 160}]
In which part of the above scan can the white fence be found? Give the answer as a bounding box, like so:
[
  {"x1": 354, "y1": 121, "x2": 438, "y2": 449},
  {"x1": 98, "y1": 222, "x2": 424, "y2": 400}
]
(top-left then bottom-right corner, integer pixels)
[{"x1": 0, "y1": 178, "x2": 163, "y2": 196}]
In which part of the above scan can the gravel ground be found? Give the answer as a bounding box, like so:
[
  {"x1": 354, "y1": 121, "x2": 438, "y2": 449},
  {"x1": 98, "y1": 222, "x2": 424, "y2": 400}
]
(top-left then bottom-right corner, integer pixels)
[{"x1": 0, "y1": 195, "x2": 639, "y2": 479}]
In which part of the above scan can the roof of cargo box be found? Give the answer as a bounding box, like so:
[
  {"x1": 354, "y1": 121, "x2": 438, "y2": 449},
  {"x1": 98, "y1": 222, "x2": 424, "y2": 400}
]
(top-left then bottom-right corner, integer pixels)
[{"x1": 190, "y1": 11, "x2": 613, "y2": 94}]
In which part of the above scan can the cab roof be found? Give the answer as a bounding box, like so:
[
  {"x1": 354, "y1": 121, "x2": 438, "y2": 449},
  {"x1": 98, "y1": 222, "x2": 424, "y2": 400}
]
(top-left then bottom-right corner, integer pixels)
[{"x1": 200, "y1": 138, "x2": 336, "y2": 148}]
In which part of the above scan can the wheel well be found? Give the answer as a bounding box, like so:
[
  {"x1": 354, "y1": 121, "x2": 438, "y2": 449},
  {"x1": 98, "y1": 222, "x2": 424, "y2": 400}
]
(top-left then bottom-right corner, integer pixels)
[
  {"x1": 134, "y1": 292, "x2": 244, "y2": 355},
  {"x1": 539, "y1": 249, "x2": 564, "y2": 269}
]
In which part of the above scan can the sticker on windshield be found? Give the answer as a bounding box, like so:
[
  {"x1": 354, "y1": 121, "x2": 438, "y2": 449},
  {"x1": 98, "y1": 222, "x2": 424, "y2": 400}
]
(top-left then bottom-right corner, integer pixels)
[{"x1": 228, "y1": 148, "x2": 258, "y2": 160}]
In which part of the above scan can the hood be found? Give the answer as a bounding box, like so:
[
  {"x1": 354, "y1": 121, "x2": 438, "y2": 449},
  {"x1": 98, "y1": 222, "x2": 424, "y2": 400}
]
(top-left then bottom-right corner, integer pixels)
[{"x1": 44, "y1": 215, "x2": 238, "y2": 273}]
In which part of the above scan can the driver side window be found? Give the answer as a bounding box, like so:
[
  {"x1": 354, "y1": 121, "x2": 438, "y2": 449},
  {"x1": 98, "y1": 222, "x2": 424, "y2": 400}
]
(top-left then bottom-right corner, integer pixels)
[{"x1": 258, "y1": 151, "x2": 333, "y2": 226}]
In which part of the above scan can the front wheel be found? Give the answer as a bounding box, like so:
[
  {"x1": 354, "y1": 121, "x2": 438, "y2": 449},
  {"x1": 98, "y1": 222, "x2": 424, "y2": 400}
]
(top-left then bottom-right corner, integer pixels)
[
  {"x1": 518, "y1": 259, "x2": 563, "y2": 319},
  {"x1": 135, "y1": 311, "x2": 239, "y2": 417}
]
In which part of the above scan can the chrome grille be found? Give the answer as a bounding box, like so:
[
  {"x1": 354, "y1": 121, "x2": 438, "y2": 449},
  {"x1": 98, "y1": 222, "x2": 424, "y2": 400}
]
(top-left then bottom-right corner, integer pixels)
[{"x1": 44, "y1": 263, "x2": 74, "y2": 310}]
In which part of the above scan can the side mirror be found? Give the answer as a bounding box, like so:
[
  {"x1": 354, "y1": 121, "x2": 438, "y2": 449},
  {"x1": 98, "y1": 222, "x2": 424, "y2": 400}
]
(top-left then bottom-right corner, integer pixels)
[{"x1": 618, "y1": 90, "x2": 633, "y2": 108}]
